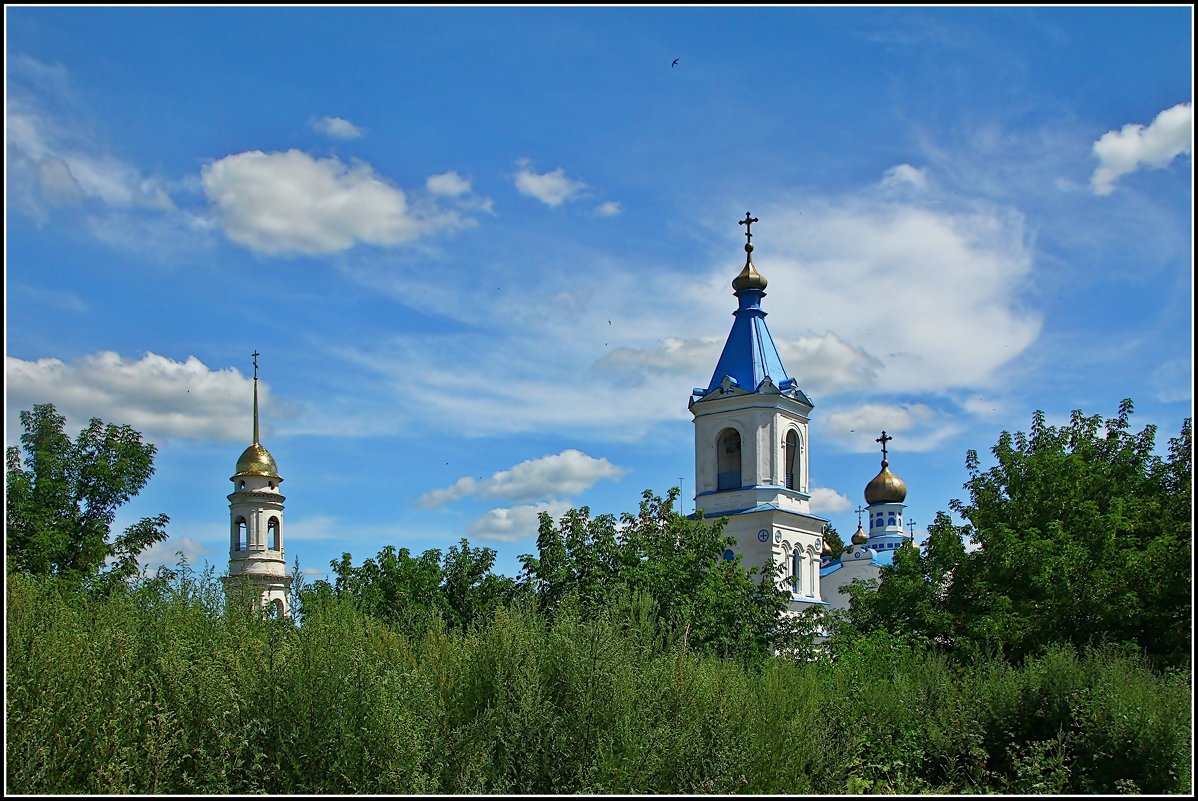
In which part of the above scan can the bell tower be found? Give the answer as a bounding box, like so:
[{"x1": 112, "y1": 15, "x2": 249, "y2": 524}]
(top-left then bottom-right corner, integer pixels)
[
  {"x1": 224, "y1": 351, "x2": 291, "y2": 615},
  {"x1": 689, "y1": 213, "x2": 828, "y2": 606}
]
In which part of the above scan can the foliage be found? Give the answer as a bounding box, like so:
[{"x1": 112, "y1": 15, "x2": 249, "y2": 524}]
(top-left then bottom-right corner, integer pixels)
[
  {"x1": 842, "y1": 400, "x2": 1191, "y2": 669},
  {"x1": 7, "y1": 569, "x2": 1191, "y2": 795},
  {"x1": 304, "y1": 538, "x2": 524, "y2": 635},
  {"x1": 5, "y1": 403, "x2": 169, "y2": 587},
  {"x1": 518, "y1": 487, "x2": 791, "y2": 664}
]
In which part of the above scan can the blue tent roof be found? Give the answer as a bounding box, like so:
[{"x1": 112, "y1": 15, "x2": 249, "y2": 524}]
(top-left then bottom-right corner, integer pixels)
[{"x1": 696, "y1": 283, "x2": 811, "y2": 405}]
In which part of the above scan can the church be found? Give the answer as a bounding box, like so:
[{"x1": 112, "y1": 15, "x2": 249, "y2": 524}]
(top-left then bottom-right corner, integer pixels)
[
  {"x1": 686, "y1": 212, "x2": 915, "y2": 613},
  {"x1": 221, "y1": 213, "x2": 914, "y2": 616}
]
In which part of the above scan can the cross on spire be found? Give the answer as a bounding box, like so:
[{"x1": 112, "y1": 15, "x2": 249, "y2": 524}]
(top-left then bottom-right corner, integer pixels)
[
  {"x1": 738, "y1": 211, "x2": 759, "y2": 246},
  {"x1": 252, "y1": 350, "x2": 260, "y2": 381},
  {"x1": 876, "y1": 430, "x2": 893, "y2": 461},
  {"x1": 855, "y1": 505, "x2": 866, "y2": 527},
  {"x1": 908, "y1": 518, "x2": 917, "y2": 536}
]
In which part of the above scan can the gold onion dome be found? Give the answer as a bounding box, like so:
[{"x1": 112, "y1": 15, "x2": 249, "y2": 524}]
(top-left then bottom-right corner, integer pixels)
[
  {"x1": 851, "y1": 525, "x2": 869, "y2": 546},
  {"x1": 864, "y1": 460, "x2": 907, "y2": 505},
  {"x1": 732, "y1": 246, "x2": 769, "y2": 291},
  {"x1": 235, "y1": 442, "x2": 279, "y2": 478}
]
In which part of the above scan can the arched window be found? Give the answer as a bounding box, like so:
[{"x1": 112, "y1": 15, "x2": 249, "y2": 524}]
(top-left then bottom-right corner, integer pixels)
[
  {"x1": 268, "y1": 517, "x2": 281, "y2": 551},
  {"x1": 239, "y1": 480, "x2": 246, "y2": 490},
  {"x1": 268, "y1": 599, "x2": 284, "y2": 618},
  {"x1": 791, "y1": 548, "x2": 802, "y2": 594},
  {"x1": 717, "y1": 429, "x2": 742, "y2": 491},
  {"x1": 807, "y1": 548, "x2": 818, "y2": 597},
  {"x1": 785, "y1": 430, "x2": 799, "y2": 490},
  {"x1": 234, "y1": 517, "x2": 247, "y2": 552}
]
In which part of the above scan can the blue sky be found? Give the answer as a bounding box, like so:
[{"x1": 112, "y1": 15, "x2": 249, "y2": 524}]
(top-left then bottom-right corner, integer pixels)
[{"x1": 6, "y1": 6, "x2": 1193, "y2": 584}]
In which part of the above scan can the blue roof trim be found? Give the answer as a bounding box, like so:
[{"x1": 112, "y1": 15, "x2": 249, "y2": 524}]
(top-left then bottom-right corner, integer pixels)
[
  {"x1": 819, "y1": 562, "x2": 844, "y2": 578},
  {"x1": 692, "y1": 502, "x2": 830, "y2": 524},
  {"x1": 696, "y1": 486, "x2": 811, "y2": 500}
]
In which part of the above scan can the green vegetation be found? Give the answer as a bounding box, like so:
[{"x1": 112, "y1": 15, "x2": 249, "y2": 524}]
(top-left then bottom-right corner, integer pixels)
[
  {"x1": 7, "y1": 569, "x2": 1190, "y2": 794},
  {"x1": 5, "y1": 399, "x2": 1192, "y2": 794},
  {"x1": 5, "y1": 403, "x2": 169, "y2": 590},
  {"x1": 841, "y1": 400, "x2": 1192, "y2": 670}
]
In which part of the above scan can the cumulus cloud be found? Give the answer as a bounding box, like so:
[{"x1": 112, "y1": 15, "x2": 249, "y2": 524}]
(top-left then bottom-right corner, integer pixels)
[
  {"x1": 310, "y1": 115, "x2": 363, "y2": 139},
  {"x1": 467, "y1": 500, "x2": 575, "y2": 543},
  {"x1": 513, "y1": 160, "x2": 586, "y2": 206},
  {"x1": 6, "y1": 351, "x2": 270, "y2": 443},
  {"x1": 201, "y1": 150, "x2": 438, "y2": 255},
  {"x1": 426, "y1": 170, "x2": 471, "y2": 196},
  {"x1": 418, "y1": 449, "x2": 625, "y2": 508},
  {"x1": 809, "y1": 487, "x2": 852, "y2": 513},
  {"x1": 1090, "y1": 102, "x2": 1192, "y2": 195}
]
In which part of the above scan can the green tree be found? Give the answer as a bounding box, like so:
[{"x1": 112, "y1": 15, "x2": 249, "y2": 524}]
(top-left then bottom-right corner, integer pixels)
[
  {"x1": 843, "y1": 400, "x2": 1191, "y2": 668},
  {"x1": 5, "y1": 403, "x2": 169, "y2": 586},
  {"x1": 519, "y1": 487, "x2": 792, "y2": 663}
]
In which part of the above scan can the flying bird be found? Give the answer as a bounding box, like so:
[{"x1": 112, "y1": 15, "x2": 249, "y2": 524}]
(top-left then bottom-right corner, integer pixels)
[{"x1": 671, "y1": 58, "x2": 679, "y2": 67}]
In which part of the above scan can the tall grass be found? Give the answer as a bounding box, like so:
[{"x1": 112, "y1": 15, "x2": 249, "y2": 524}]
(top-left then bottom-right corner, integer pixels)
[{"x1": 6, "y1": 571, "x2": 1191, "y2": 794}]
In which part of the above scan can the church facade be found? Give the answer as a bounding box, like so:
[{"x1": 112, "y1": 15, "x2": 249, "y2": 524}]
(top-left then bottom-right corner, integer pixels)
[{"x1": 689, "y1": 213, "x2": 913, "y2": 613}]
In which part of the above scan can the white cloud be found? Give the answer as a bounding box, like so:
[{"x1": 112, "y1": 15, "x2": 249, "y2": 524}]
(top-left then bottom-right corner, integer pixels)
[
  {"x1": 418, "y1": 449, "x2": 625, "y2": 508},
  {"x1": 310, "y1": 115, "x2": 363, "y2": 139},
  {"x1": 595, "y1": 201, "x2": 623, "y2": 217},
  {"x1": 467, "y1": 500, "x2": 574, "y2": 543},
  {"x1": 426, "y1": 171, "x2": 471, "y2": 196},
  {"x1": 202, "y1": 149, "x2": 469, "y2": 256},
  {"x1": 1090, "y1": 102, "x2": 1192, "y2": 195},
  {"x1": 880, "y1": 163, "x2": 928, "y2": 193},
  {"x1": 6, "y1": 351, "x2": 269, "y2": 444},
  {"x1": 809, "y1": 487, "x2": 852, "y2": 513},
  {"x1": 513, "y1": 160, "x2": 586, "y2": 206},
  {"x1": 821, "y1": 402, "x2": 963, "y2": 453}
]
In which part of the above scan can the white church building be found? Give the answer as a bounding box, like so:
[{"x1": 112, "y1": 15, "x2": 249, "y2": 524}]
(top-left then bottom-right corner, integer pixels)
[{"x1": 688, "y1": 213, "x2": 914, "y2": 613}]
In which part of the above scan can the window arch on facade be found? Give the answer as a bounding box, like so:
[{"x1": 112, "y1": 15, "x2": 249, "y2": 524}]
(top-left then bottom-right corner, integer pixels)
[
  {"x1": 791, "y1": 548, "x2": 802, "y2": 595},
  {"x1": 716, "y1": 428, "x2": 742, "y2": 491},
  {"x1": 785, "y1": 429, "x2": 801, "y2": 490},
  {"x1": 233, "y1": 517, "x2": 247, "y2": 552},
  {"x1": 268, "y1": 517, "x2": 281, "y2": 551}
]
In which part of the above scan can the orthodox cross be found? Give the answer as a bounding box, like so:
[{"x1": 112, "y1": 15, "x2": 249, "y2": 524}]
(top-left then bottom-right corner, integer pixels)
[
  {"x1": 252, "y1": 350, "x2": 260, "y2": 381},
  {"x1": 876, "y1": 430, "x2": 893, "y2": 460},
  {"x1": 738, "y1": 211, "x2": 759, "y2": 246},
  {"x1": 908, "y1": 519, "x2": 917, "y2": 537},
  {"x1": 855, "y1": 505, "x2": 866, "y2": 527}
]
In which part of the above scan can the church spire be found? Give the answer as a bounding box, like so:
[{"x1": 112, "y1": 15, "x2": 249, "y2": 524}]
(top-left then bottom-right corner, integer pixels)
[
  {"x1": 696, "y1": 212, "x2": 805, "y2": 400},
  {"x1": 252, "y1": 350, "x2": 260, "y2": 445}
]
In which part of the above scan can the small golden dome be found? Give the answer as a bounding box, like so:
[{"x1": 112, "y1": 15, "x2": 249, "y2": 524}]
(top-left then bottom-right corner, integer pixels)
[
  {"x1": 234, "y1": 442, "x2": 279, "y2": 478},
  {"x1": 864, "y1": 460, "x2": 907, "y2": 505},
  {"x1": 851, "y1": 525, "x2": 869, "y2": 545},
  {"x1": 732, "y1": 259, "x2": 768, "y2": 292}
]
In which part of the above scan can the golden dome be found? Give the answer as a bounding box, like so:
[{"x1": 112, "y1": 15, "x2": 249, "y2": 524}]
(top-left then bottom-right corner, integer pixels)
[
  {"x1": 864, "y1": 460, "x2": 907, "y2": 505},
  {"x1": 234, "y1": 442, "x2": 279, "y2": 478},
  {"x1": 851, "y1": 525, "x2": 869, "y2": 545},
  {"x1": 732, "y1": 259, "x2": 768, "y2": 292}
]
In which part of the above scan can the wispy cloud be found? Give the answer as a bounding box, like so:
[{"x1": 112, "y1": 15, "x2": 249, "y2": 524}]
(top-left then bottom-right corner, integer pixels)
[
  {"x1": 809, "y1": 487, "x2": 852, "y2": 513},
  {"x1": 594, "y1": 200, "x2": 622, "y2": 217},
  {"x1": 1090, "y1": 102, "x2": 1192, "y2": 196}
]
